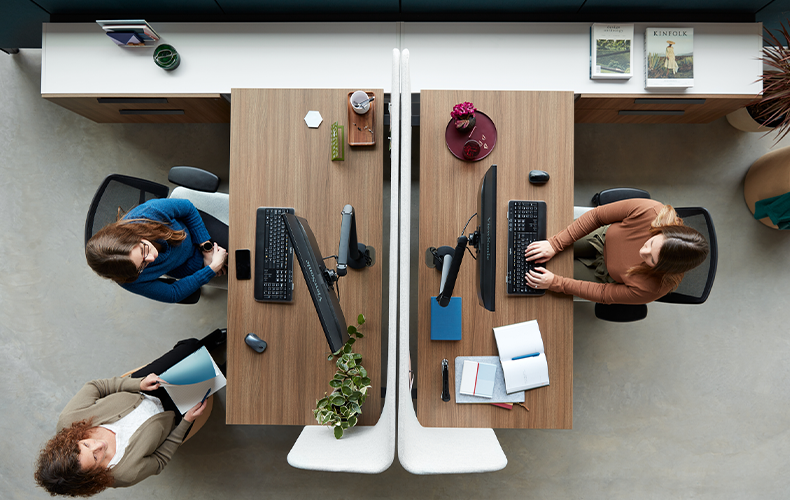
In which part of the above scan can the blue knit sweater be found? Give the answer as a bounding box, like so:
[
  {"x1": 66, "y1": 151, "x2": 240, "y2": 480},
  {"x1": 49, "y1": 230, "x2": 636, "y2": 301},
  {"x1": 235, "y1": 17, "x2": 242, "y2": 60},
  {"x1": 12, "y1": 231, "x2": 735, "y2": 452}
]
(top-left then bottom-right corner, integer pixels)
[{"x1": 120, "y1": 198, "x2": 216, "y2": 303}]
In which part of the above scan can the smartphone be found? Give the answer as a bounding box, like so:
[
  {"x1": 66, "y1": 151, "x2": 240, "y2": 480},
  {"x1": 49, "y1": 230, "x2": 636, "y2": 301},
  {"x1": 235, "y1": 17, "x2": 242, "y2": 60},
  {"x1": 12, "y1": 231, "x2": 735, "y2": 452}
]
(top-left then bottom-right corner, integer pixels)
[{"x1": 235, "y1": 249, "x2": 251, "y2": 280}]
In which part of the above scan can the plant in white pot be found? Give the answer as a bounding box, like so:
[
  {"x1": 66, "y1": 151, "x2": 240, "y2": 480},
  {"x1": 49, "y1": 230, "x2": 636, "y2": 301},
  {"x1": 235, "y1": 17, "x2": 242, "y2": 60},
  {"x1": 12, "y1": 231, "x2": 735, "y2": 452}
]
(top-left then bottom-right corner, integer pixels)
[{"x1": 728, "y1": 23, "x2": 790, "y2": 137}]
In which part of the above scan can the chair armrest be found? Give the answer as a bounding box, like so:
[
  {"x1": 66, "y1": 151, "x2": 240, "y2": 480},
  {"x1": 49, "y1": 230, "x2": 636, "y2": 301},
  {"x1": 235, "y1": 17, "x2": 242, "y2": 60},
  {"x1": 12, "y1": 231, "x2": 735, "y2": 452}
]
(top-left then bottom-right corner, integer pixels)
[
  {"x1": 592, "y1": 188, "x2": 651, "y2": 206},
  {"x1": 168, "y1": 166, "x2": 220, "y2": 193},
  {"x1": 594, "y1": 303, "x2": 648, "y2": 322},
  {"x1": 157, "y1": 277, "x2": 201, "y2": 304}
]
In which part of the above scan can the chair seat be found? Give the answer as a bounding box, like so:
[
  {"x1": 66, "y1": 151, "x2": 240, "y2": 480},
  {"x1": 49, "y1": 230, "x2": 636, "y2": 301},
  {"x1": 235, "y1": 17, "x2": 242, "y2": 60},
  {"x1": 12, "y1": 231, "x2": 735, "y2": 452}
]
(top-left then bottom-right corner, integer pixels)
[
  {"x1": 398, "y1": 411, "x2": 507, "y2": 474},
  {"x1": 287, "y1": 414, "x2": 395, "y2": 473}
]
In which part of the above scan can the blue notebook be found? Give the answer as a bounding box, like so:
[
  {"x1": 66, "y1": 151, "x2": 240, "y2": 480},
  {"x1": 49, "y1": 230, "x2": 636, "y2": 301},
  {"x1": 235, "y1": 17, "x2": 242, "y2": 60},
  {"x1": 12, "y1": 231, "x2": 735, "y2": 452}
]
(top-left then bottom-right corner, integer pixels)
[{"x1": 430, "y1": 296, "x2": 462, "y2": 340}]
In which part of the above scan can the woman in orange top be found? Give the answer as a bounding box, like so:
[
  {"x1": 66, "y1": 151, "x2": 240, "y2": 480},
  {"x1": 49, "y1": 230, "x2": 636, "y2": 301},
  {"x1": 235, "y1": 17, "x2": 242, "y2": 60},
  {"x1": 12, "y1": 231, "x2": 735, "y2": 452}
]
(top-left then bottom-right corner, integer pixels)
[{"x1": 524, "y1": 199, "x2": 708, "y2": 305}]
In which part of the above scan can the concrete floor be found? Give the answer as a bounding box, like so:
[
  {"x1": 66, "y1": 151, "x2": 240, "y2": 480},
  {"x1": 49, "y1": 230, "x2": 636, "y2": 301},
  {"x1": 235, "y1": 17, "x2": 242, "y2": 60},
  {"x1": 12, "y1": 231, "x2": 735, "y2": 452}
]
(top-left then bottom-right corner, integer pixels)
[{"x1": 3, "y1": 49, "x2": 790, "y2": 499}]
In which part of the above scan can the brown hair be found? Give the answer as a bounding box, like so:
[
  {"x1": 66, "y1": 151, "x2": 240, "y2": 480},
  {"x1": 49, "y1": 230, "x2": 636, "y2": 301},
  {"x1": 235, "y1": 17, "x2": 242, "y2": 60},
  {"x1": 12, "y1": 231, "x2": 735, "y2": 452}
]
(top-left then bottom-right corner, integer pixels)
[
  {"x1": 627, "y1": 205, "x2": 709, "y2": 289},
  {"x1": 85, "y1": 218, "x2": 186, "y2": 284},
  {"x1": 34, "y1": 419, "x2": 115, "y2": 497}
]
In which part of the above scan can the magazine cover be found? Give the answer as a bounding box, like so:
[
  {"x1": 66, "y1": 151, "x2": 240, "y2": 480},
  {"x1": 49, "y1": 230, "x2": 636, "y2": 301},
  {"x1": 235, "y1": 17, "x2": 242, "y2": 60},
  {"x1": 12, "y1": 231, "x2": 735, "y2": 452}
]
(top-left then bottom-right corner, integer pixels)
[
  {"x1": 645, "y1": 27, "x2": 694, "y2": 88},
  {"x1": 590, "y1": 24, "x2": 634, "y2": 79}
]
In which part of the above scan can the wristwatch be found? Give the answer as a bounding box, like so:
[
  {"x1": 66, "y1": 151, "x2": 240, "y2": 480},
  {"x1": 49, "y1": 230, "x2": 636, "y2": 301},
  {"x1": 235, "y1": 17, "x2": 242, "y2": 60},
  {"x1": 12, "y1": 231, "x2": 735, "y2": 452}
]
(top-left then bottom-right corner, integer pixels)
[{"x1": 200, "y1": 241, "x2": 213, "y2": 252}]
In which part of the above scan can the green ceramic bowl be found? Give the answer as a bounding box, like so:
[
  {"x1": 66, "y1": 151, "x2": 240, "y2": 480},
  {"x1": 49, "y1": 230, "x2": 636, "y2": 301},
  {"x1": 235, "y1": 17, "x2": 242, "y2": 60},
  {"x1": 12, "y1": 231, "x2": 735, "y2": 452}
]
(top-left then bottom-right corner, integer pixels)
[{"x1": 153, "y1": 44, "x2": 180, "y2": 71}]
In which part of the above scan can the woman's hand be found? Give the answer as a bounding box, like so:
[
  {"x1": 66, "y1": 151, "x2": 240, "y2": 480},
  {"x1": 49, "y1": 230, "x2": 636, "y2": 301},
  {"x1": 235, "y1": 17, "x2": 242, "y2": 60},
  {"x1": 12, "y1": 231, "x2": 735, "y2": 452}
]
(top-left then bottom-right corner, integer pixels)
[
  {"x1": 208, "y1": 243, "x2": 228, "y2": 275},
  {"x1": 140, "y1": 373, "x2": 165, "y2": 391},
  {"x1": 184, "y1": 399, "x2": 208, "y2": 423},
  {"x1": 525, "y1": 240, "x2": 556, "y2": 263},
  {"x1": 525, "y1": 266, "x2": 555, "y2": 290}
]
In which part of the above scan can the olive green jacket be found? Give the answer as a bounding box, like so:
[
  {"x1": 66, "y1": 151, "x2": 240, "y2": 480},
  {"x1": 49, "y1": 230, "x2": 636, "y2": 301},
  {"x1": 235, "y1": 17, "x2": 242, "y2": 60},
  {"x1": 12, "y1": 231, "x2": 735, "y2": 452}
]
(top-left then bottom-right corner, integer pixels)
[{"x1": 57, "y1": 377, "x2": 191, "y2": 488}]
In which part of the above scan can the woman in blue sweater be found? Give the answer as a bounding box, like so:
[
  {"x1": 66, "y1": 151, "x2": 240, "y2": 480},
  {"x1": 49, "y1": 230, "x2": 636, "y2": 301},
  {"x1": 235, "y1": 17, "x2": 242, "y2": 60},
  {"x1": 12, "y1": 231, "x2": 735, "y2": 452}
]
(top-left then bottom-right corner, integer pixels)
[{"x1": 86, "y1": 198, "x2": 227, "y2": 303}]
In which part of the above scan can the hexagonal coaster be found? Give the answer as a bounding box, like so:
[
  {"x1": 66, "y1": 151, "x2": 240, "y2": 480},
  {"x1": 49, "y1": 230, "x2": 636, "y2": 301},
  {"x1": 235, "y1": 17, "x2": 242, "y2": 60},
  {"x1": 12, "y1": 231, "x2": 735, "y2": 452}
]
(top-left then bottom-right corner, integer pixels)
[{"x1": 304, "y1": 110, "x2": 323, "y2": 128}]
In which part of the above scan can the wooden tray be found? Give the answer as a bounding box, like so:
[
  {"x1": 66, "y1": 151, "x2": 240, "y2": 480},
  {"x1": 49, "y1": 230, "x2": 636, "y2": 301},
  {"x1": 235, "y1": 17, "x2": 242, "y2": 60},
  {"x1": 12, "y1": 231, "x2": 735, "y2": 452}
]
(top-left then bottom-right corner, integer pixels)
[{"x1": 347, "y1": 91, "x2": 376, "y2": 146}]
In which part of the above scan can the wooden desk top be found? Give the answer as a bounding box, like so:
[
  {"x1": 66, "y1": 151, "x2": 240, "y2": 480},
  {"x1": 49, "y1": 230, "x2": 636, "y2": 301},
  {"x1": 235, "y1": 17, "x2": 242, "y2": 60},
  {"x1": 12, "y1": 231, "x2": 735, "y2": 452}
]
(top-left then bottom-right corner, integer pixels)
[
  {"x1": 417, "y1": 90, "x2": 574, "y2": 429},
  {"x1": 227, "y1": 88, "x2": 383, "y2": 425}
]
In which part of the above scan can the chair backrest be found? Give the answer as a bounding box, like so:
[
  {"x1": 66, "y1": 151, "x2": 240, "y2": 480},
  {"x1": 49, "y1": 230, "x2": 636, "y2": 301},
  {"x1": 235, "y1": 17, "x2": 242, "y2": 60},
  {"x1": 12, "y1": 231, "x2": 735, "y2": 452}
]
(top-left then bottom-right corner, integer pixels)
[
  {"x1": 84, "y1": 174, "x2": 169, "y2": 246},
  {"x1": 657, "y1": 207, "x2": 718, "y2": 305}
]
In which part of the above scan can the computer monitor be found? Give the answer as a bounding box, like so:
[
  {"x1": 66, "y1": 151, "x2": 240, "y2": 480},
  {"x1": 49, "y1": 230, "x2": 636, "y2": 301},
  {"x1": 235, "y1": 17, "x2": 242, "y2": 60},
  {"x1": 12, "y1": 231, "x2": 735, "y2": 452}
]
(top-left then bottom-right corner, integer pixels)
[
  {"x1": 283, "y1": 213, "x2": 349, "y2": 353},
  {"x1": 469, "y1": 164, "x2": 497, "y2": 311}
]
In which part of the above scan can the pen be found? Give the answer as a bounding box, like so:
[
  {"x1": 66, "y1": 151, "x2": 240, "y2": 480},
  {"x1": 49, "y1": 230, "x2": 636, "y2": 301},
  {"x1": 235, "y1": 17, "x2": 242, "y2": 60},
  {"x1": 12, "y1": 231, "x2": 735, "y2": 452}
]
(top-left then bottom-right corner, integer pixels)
[
  {"x1": 512, "y1": 352, "x2": 540, "y2": 361},
  {"x1": 200, "y1": 388, "x2": 211, "y2": 404}
]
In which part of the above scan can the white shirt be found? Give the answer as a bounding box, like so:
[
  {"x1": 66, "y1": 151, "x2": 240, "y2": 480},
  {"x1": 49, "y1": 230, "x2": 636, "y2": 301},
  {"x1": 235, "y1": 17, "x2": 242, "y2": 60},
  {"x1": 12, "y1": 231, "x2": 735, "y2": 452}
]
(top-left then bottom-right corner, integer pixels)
[{"x1": 101, "y1": 394, "x2": 165, "y2": 468}]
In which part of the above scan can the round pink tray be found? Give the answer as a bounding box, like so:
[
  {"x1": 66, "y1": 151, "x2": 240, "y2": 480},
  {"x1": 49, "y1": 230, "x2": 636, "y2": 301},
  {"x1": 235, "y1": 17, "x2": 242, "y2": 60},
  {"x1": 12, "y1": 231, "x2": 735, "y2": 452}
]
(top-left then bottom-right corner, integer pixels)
[{"x1": 445, "y1": 111, "x2": 498, "y2": 162}]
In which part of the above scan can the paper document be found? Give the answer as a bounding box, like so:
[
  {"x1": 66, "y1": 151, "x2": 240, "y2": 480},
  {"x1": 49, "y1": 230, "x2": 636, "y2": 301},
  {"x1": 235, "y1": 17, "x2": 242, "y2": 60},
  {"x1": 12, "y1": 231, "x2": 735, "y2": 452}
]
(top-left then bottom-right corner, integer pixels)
[
  {"x1": 493, "y1": 320, "x2": 550, "y2": 393},
  {"x1": 160, "y1": 346, "x2": 226, "y2": 414}
]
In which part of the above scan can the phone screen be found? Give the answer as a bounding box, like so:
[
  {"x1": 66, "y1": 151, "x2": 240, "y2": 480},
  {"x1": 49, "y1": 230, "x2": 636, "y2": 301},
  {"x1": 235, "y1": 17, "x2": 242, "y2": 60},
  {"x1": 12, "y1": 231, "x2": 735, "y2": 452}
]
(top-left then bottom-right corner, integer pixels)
[{"x1": 236, "y1": 249, "x2": 251, "y2": 280}]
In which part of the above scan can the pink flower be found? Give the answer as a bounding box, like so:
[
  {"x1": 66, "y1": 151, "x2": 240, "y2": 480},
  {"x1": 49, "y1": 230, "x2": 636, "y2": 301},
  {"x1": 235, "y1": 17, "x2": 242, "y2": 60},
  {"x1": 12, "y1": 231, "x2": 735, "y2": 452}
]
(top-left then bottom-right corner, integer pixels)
[{"x1": 451, "y1": 101, "x2": 477, "y2": 120}]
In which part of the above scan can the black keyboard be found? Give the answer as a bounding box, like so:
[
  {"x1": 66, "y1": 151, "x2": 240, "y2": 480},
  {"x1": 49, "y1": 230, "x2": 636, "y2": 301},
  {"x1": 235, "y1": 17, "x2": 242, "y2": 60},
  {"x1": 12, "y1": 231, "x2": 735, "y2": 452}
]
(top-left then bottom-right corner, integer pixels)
[
  {"x1": 254, "y1": 207, "x2": 295, "y2": 303},
  {"x1": 507, "y1": 200, "x2": 547, "y2": 296}
]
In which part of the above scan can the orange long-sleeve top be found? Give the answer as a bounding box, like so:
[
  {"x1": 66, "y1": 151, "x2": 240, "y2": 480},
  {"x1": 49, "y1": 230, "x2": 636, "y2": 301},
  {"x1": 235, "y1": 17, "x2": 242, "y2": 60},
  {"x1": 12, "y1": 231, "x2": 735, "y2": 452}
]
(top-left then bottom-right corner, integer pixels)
[{"x1": 546, "y1": 199, "x2": 675, "y2": 305}]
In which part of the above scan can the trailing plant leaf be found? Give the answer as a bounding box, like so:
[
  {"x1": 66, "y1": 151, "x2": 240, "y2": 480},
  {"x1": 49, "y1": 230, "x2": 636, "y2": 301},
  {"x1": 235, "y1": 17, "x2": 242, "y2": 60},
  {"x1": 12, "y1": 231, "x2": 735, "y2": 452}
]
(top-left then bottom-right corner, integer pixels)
[{"x1": 314, "y1": 313, "x2": 371, "y2": 439}]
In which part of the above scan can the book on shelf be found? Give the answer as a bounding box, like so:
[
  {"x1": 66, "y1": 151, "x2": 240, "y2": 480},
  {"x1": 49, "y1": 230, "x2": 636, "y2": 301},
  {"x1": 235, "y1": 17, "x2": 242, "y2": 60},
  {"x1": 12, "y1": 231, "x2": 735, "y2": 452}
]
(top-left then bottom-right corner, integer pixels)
[
  {"x1": 458, "y1": 359, "x2": 497, "y2": 398},
  {"x1": 97, "y1": 19, "x2": 160, "y2": 38},
  {"x1": 159, "y1": 346, "x2": 226, "y2": 414},
  {"x1": 106, "y1": 32, "x2": 146, "y2": 47},
  {"x1": 101, "y1": 25, "x2": 158, "y2": 41},
  {"x1": 645, "y1": 27, "x2": 694, "y2": 88},
  {"x1": 590, "y1": 23, "x2": 634, "y2": 79},
  {"x1": 493, "y1": 319, "x2": 549, "y2": 393}
]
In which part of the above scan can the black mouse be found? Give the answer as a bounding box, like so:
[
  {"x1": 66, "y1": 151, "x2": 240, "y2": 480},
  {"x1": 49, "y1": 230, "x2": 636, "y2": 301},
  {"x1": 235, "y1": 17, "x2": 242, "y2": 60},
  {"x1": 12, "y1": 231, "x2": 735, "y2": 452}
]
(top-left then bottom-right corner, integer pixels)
[
  {"x1": 529, "y1": 170, "x2": 550, "y2": 184},
  {"x1": 245, "y1": 333, "x2": 267, "y2": 353}
]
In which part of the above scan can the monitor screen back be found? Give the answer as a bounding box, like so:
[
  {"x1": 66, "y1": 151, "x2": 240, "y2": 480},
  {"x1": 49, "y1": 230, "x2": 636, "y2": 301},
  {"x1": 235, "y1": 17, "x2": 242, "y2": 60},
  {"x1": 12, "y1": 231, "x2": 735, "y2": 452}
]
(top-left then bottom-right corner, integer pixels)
[
  {"x1": 283, "y1": 213, "x2": 348, "y2": 353},
  {"x1": 476, "y1": 165, "x2": 497, "y2": 311}
]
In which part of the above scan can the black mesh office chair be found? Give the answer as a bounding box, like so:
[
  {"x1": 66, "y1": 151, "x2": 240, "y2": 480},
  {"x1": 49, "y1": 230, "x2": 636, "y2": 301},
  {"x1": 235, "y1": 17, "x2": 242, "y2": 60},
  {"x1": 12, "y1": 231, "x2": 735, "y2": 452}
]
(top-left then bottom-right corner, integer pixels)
[
  {"x1": 587, "y1": 188, "x2": 719, "y2": 322},
  {"x1": 84, "y1": 167, "x2": 224, "y2": 305}
]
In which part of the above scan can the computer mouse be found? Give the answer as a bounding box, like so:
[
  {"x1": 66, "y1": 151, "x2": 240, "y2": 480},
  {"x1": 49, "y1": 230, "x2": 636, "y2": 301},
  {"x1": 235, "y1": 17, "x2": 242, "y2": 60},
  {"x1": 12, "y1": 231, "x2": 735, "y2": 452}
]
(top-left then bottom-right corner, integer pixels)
[
  {"x1": 245, "y1": 333, "x2": 267, "y2": 353},
  {"x1": 529, "y1": 170, "x2": 550, "y2": 185}
]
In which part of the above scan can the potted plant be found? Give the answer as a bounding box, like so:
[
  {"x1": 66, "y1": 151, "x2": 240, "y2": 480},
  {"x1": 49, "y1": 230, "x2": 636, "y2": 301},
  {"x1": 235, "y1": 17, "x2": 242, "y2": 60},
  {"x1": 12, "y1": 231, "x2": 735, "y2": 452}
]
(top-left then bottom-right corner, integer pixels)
[
  {"x1": 313, "y1": 314, "x2": 371, "y2": 439},
  {"x1": 727, "y1": 23, "x2": 790, "y2": 137},
  {"x1": 451, "y1": 101, "x2": 477, "y2": 131}
]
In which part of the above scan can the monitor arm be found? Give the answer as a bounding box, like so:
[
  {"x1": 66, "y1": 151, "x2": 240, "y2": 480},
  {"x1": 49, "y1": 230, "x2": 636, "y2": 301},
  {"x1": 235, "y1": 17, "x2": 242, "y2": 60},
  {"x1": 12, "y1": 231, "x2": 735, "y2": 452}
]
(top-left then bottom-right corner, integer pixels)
[
  {"x1": 426, "y1": 235, "x2": 468, "y2": 307},
  {"x1": 337, "y1": 204, "x2": 375, "y2": 276},
  {"x1": 467, "y1": 229, "x2": 480, "y2": 250}
]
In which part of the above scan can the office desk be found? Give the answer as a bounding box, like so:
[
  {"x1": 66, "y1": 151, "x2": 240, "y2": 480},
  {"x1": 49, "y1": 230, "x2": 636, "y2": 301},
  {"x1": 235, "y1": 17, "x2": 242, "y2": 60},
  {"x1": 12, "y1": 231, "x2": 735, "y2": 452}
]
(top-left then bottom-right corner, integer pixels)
[
  {"x1": 417, "y1": 90, "x2": 574, "y2": 429},
  {"x1": 227, "y1": 88, "x2": 383, "y2": 425}
]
